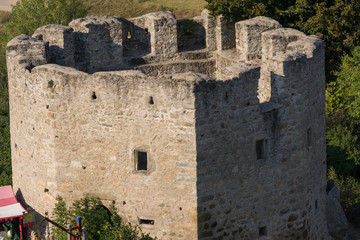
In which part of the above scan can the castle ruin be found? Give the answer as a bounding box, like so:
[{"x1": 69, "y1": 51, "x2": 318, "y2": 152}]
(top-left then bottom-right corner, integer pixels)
[{"x1": 7, "y1": 10, "x2": 329, "y2": 239}]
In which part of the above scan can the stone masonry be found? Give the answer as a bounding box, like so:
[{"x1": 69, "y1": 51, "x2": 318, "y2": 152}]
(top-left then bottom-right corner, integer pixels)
[{"x1": 7, "y1": 10, "x2": 329, "y2": 239}]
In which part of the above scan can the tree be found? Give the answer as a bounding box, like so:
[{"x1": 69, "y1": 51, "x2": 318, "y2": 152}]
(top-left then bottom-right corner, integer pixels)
[
  {"x1": 327, "y1": 47, "x2": 360, "y2": 119},
  {"x1": 328, "y1": 167, "x2": 360, "y2": 212},
  {"x1": 326, "y1": 46, "x2": 360, "y2": 179},
  {"x1": 4, "y1": 0, "x2": 87, "y2": 38},
  {"x1": 53, "y1": 196, "x2": 156, "y2": 240}
]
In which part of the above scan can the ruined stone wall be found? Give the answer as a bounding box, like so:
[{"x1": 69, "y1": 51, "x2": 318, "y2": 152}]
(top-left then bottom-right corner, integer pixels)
[
  {"x1": 194, "y1": 22, "x2": 328, "y2": 239},
  {"x1": 7, "y1": 10, "x2": 329, "y2": 240},
  {"x1": 177, "y1": 18, "x2": 206, "y2": 51},
  {"x1": 8, "y1": 36, "x2": 201, "y2": 239}
]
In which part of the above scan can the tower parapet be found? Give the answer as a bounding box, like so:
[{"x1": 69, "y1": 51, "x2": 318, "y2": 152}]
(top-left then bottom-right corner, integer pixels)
[{"x1": 7, "y1": 10, "x2": 328, "y2": 240}]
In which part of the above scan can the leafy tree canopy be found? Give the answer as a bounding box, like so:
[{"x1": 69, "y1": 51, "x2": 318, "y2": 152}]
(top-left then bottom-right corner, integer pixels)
[
  {"x1": 4, "y1": 0, "x2": 87, "y2": 39},
  {"x1": 53, "y1": 196, "x2": 155, "y2": 240},
  {"x1": 326, "y1": 47, "x2": 360, "y2": 119}
]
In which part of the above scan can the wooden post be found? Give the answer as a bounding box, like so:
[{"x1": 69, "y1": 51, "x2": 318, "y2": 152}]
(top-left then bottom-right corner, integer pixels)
[
  {"x1": 82, "y1": 227, "x2": 87, "y2": 240},
  {"x1": 67, "y1": 224, "x2": 71, "y2": 240},
  {"x1": 19, "y1": 217, "x2": 23, "y2": 240}
]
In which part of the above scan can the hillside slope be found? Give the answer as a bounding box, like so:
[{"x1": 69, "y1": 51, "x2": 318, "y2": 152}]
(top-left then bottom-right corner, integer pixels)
[{"x1": 80, "y1": 0, "x2": 206, "y2": 19}]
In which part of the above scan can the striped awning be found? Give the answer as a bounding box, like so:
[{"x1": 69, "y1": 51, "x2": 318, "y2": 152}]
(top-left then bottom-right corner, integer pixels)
[{"x1": 0, "y1": 186, "x2": 26, "y2": 221}]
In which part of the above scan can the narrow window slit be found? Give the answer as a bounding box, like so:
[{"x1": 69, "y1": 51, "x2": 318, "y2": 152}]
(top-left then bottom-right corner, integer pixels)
[
  {"x1": 307, "y1": 128, "x2": 312, "y2": 147},
  {"x1": 149, "y1": 96, "x2": 154, "y2": 105},
  {"x1": 256, "y1": 139, "x2": 266, "y2": 160},
  {"x1": 139, "y1": 219, "x2": 154, "y2": 225},
  {"x1": 92, "y1": 92, "x2": 97, "y2": 100},
  {"x1": 135, "y1": 151, "x2": 147, "y2": 171}
]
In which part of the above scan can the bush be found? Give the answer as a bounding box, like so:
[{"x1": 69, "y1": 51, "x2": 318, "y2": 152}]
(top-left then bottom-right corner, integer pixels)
[
  {"x1": 53, "y1": 196, "x2": 156, "y2": 240},
  {"x1": 5, "y1": 0, "x2": 87, "y2": 38},
  {"x1": 326, "y1": 125, "x2": 360, "y2": 177},
  {"x1": 328, "y1": 167, "x2": 360, "y2": 212}
]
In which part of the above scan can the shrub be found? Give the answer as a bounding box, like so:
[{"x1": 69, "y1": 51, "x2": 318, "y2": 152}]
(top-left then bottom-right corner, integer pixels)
[
  {"x1": 53, "y1": 196, "x2": 156, "y2": 240},
  {"x1": 328, "y1": 167, "x2": 360, "y2": 212}
]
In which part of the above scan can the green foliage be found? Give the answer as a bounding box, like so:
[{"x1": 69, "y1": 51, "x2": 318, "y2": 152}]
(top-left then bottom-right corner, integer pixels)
[
  {"x1": 53, "y1": 196, "x2": 155, "y2": 240},
  {"x1": 0, "y1": 29, "x2": 10, "y2": 185},
  {"x1": 0, "y1": 118, "x2": 11, "y2": 186},
  {"x1": 325, "y1": 46, "x2": 360, "y2": 212},
  {"x1": 328, "y1": 167, "x2": 360, "y2": 212},
  {"x1": 0, "y1": 11, "x2": 10, "y2": 24},
  {"x1": 182, "y1": 19, "x2": 195, "y2": 35},
  {"x1": 205, "y1": 0, "x2": 269, "y2": 22},
  {"x1": 299, "y1": 0, "x2": 360, "y2": 82},
  {"x1": 326, "y1": 125, "x2": 360, "y2": 177},
  {"x1": 327, "y1": 47, "x2": 360, "y2": 119},
  {"x1": 5, "y1": 0, "x2": 87, "y2": 38}
]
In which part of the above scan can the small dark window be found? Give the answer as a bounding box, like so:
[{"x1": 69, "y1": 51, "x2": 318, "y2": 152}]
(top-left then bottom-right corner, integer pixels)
[
  {"x1": 139, "y1": 218, "x2": 154, "y2": 225},
  {"x1": 136, "y1": 151, "x2": 147, "y2": 171},
  {"x1": 259, "y1": 226, "x2": 267, "y2": 237},
  {"x1": 48, "y1": 80, "x2": 54, "y2": 88},
  {"x1": 149, "y1": 96, "x2": 154, "y2": 105},
  {"x1": 91, "y1": 92, "x2": 97, "y2": 100},
  {"x1": 307, "y1": 128, "x2": 312, "y2": 147},
  {"x1": 256, "y1": 139, "x2": 266, "y2": 160}
]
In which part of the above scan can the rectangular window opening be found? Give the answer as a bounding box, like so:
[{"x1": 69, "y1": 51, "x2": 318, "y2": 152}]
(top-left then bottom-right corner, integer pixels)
[
  {"x1": 307, "y1": 128, "x2": 312, "y2": 147},
  {"x1": 139, "y1": 218, "x2": 154, "y2": 225},
  {"x1": 136, "y1": 151, "x2": 147, "y2": 171},
  {"x1": 256, "y1": 139, "x2": 266, "y2": 160},
  {"x1": 259, "y1": 226, "x2": 267, "y2": 237}
]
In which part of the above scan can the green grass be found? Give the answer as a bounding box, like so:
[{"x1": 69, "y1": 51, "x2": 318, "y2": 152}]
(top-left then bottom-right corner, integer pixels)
[
  {"x1": 0, "y1": 10, "x2": 10, "y2": 31},
  {"x1": 80, "y1": 0, "x2": 207, "y2": 19}
]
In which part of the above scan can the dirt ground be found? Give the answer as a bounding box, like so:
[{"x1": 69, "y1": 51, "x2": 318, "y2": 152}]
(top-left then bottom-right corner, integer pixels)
[{"x1": 0, "y1": 0, "x2": 16, "y2": 11}]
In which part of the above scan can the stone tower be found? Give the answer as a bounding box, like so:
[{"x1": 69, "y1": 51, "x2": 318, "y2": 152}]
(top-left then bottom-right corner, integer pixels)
[{"x1": 7, "y1": 10, "x2": 328, "y2": 239}]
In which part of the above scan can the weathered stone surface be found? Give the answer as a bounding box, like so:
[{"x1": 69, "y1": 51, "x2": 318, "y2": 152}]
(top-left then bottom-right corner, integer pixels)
[
  {"x1": 7, "y1": 11, "x2": 329, "y2": 240},
  {"x1": 327, "y1": 180, "x2": 349, "y2": 240},
  {"x1": 236, "y1": 16, "x2": 282, "y2": 61}
]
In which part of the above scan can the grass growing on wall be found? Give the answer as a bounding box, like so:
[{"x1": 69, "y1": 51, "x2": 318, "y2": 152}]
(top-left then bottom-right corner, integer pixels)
[{"x1": 80, "y1": 0, "x2": 206, "y2": 19}]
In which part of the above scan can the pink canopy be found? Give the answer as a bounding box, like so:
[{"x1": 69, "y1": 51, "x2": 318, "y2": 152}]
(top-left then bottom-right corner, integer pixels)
[
  {"x1": 0, "y1": 185, "x2": 26, "y2": 222},
  {"x1": 0, "y1": 185, "x2": 26, "y2": 240},
  {"x1": 0, "y1": 185, "x2": 27, "y2": 240}
]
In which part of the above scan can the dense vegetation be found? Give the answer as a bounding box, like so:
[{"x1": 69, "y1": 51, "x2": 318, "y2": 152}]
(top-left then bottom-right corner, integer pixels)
[
  {"x1": 326, "y1": 46, "x2": 360, "y2": 210},
  {"x1": 53, "y1": 196, "x2": 155, "y2": 240}
]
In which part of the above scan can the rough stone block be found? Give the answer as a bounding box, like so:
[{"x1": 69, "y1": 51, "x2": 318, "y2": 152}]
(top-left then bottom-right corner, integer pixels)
[{"x1": 235, "y1": 16, "x2": 281, "y2": 61}]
